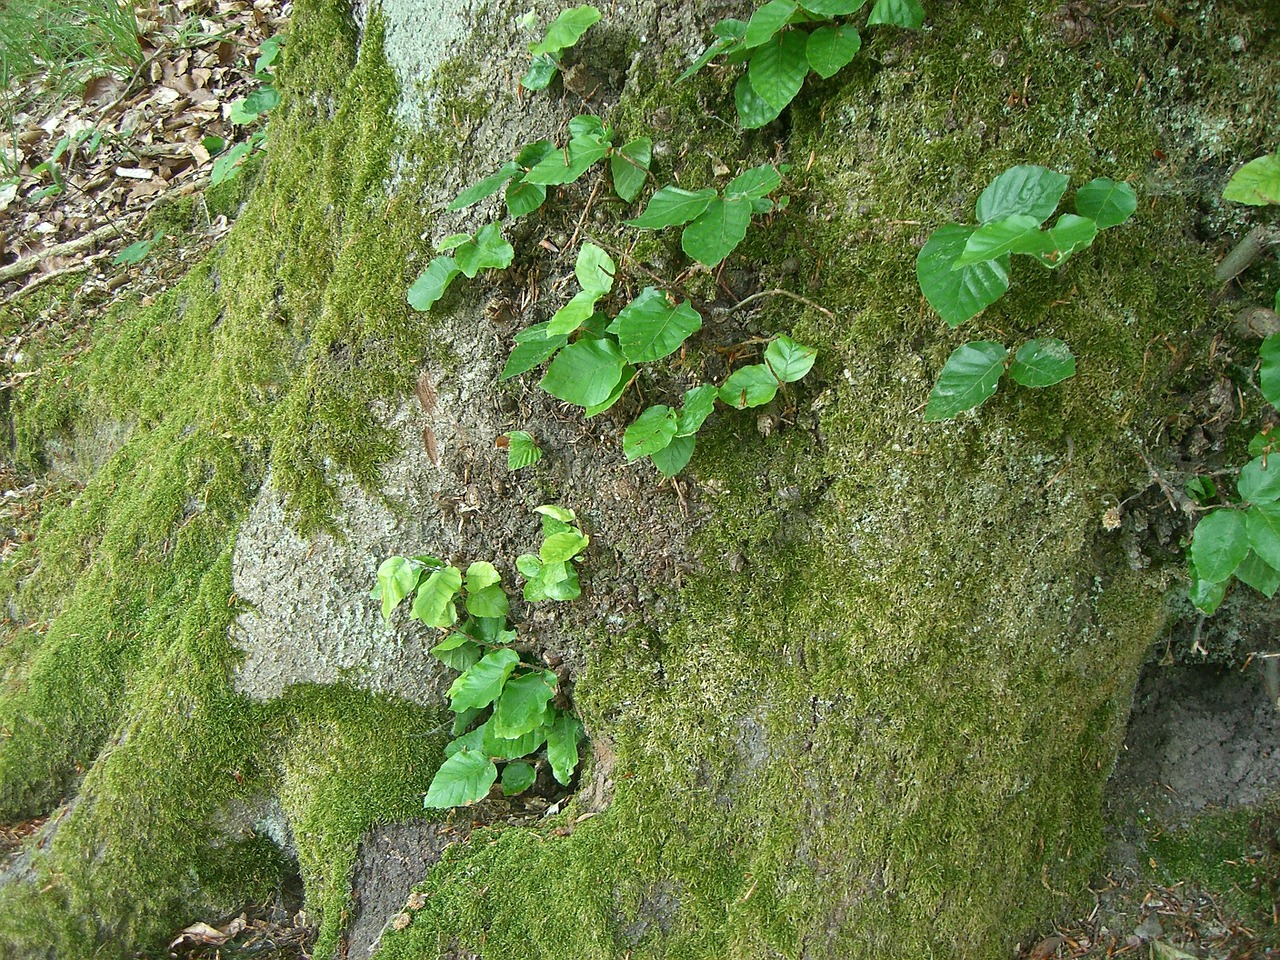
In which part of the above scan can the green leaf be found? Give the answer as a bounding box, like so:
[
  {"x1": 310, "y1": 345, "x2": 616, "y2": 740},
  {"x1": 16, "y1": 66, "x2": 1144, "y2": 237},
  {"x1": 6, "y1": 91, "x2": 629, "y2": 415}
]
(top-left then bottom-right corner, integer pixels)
[
  {"x1": 535, "y1": 504, "x2": 576, "y2": 523},
  {"x1": 624, "y1": 406, "x2": 679, "y2": 461},
  {"x1": 743, "y1": 0, "x2": 798, "y2": 48},
  {"x1": 540, "y1": 338, "x2": 627, "y2": 406},
  {"x1": 491, "y1": 671, "x2": 557, "y2": 739},
  {"x1": 424, "y1": 750, "x2": 497, "y2": 808},
  {"x1": 676, "y1": 384, "x2": 718, "y2": 437},
  {"x1": 683, "y1": 196, "x2": 752, "y2": 266},
  {"x1": 502, "y1": 322, "x2": 570, "y2": 380},
  {"x1": 798, "y1": 0, "x2": 867, "y2": 15},
  {"x1": 720, "y1": 364, "x2": 780, "y2": 409},
  {"x1": 1239, "y1": 455, "x2": 1280, "y2": 504},
  {"x1": 866, "y1": 0, "x2": 924, "y2": 28},
  {"x1": 243, "y1": 85, "x2": 280, "y2": 115},
  {"x1": 547, "y1": 713, "x2": 585, "y2": 784},
  {"x1": 540, "y1": 530, "x2": 589, "y2": 563},
  {"x1": 608, "y1": 288, "x2": 703, "y2": 363},
  {"x1": 627, "y1": 186, "x2": 717, "y2": 229},
  {"x1": 448, "y1": 162, "x2": 521, "y2": 211},
  {"x1": 1074, "y1": 177, "x2": 1137, "y2": 228},
  {"x1": 748, "y1": 30, "x2": 809, "y2": 112},
  {"x1": 955, "y1": 214, "x2": 1044, "y2": 266},
  {"x1": 1247, "y1": 503, "x2": 1280, "y2": 569},
  {"x1": 454, "y1": 223, "x2": 515, "y2": 279},
  {"x1": 448, "y1": 648, "x2": 521, "y2": 713},
  {"x1": 524, "y1": 136, "x2": 610, "y2": 185},
  {"x1": 547, "y1": 289, "x2": 602, "y2": 337},
  {"x1": 437, "y1": 233, "x2": 471, "y2": 252},
  {"x1": 1014, "y1": 214, "x2": 1099, "y2": 268},
  {"x1": 504, "y1": 431, "x2": 543, "y2": 471},
  {"x1": 1185, "y1": 476, "x2": 1218, "y2": 505},
  {"x1": 501, "y1": 761, "x2": 538, "y2": 795},
  {"x1": 650, "y1": 435, "x2": 696, "y2": 477},
  {"x1": 726, "y1": 164, "x2": 783, "y2": 200},
  {"x1": 1007, "y1": 338, "x2": 1076, "y2": 388},
  {"x1": 465, "y1": 579, "x2": 509, "y2": 620},
  {"x1": 464, "y1": 560, "x2": 501, "y2": 592},
  {"x1": 678, "y1": 31, "x2": 743, "y2": 82},
  {"x1": 1188, "y1": 560, "x2": 1227, "y2": 615},
  {"x1": 483, "y1": 722, "x2": 548, "y2": 761},
  {"x1": 924, "y1": 341, "x2": 1008, "y2": 421},
  {"x1": 568, "y1": 112, "x2": 607, "y2": 141},
  {"x1": 375, "y1": 557, "x2": 421, "y2": 621},
  {"x1": 461, "y1": 615, "x2": 515, "y2": 645},
  {"x1": 517, "y1": 553, "x2": 543, "y2": 579},
  {"x1": 584, "y1": 364, "x2": 635, "y2": 417},
  {"x1": 1190, "y1": 509, "x2": 1250, "y2": 583},
  {"x1": 1235, "y1": 550, "x2": 1280, "y2": 598},
  {"x1": 430, "y1": 635, "x2": 482, "y2": 672},
  {"x1": 505, "y1": 178, "x2": 547, "y2": 218},
  {"x1": 612, "y1": 138, "x2": 652, "y2": 203},
  {"x1": 542, "y1": 564, "x2": 581, "y2": 601},
  {"x1": 529, "y1": 5, "x2": 601, "y2": 55},
  {"x1": 1223, "y1": 154, "x2": 1280, "y2": 206},
  {"x1": 113, "y1": 236, "x2": 156, "y2": 266},
  {"x1": 764, "y1": 335, "x2": 818, "y2": 383},
  {"x1": 515, "y1": 139, "x2": 557, "y2": 168},
  {"x1": 734, "y1": 73, "x2": 786, "y2": 129},
  {"x1": 444, "y1": 720, "x2": 485, "y2": 754},
  {"x1": 228, "y1": 98, "x2": 258, "y2": 124},
  {"x1": 975, "y1": 165, "x2": 1069, "y2": 225},
  {"x1": 1261, "y1": 333, "x2": 1280, "y2": 410},
  {"x1": 411, "y1": 566, "x2": 463, "y2": 627},
  {"x1": 916, "y1": 224, "x2": 1010, "y2": 327},
  {"x1": 805, "y1": 24, "x2": 861, "y2": 79},
  {"x1": 210, "y1": 141, "x2": 253, "y2": 185},
  {"x1": 408, "y1": 256, "x2": 462, "y2": 312},
  {"x1": 575, "y1": 242, "x2": 615, "y2": 294}
]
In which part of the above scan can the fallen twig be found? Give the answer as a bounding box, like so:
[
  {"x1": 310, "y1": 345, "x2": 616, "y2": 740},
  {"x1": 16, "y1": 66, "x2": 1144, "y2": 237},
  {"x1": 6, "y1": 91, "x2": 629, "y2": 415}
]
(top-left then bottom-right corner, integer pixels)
[{"x1": 0, "y1": 224, "x2": 121, "y2": 284}]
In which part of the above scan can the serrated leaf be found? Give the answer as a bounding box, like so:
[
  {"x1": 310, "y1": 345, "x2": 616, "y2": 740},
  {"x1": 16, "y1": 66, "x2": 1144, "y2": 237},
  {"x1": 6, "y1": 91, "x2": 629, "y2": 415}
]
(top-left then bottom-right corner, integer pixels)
[
  {"x1": 1190, "y1": 509, "x2": 1250, "y2": 583},
  {"x1": 1223, "y1": 154, "x2": 1280, "y2": 206},
  {"x1": 502, "y1": 322, "x2": 570, "y2": 380},
  {"x1": 505, "y1": 177, "x2": 547, "y2": 218},
  {"x1": 748, "y1": 30, "x2": 809, "y2": 112},
  {"x1": 1234, "y1": 550, "x2": 1280, "y2": 598},
  {"x1": 491, "y1": 671, "x2": 557, "y2": 738},
  {"x1": 504, "y1": 431, "x2": 543, "y2": 470},
  {"x1": 529, "y1": 5, "x2": 601, "y2": 55},
  {"x1": 720, "y1": 364, "x2": 780, "y2": 409},
  {"x1": 627, "y1": 186, "x2": 717, "y2": 229},
  {"x1": 1188, "y1": 560, "x2": 1227, "y2": 615},
  {"x1": 608, "y1": 288, "x2": 703, "y2": 363},
  {"x1": 866, "y1": 0, "x2": 924, "y2": 28},
  {"x1": 975, "y1": 165, "x2": 1069, "y2": 225},
  {"x1": 1261, "y1": 334, "x2": 1280, "y2": 411},
  {"x1": 584, "y1": 364, "x2": 635, "y2": 417},
  {"x1": 1007, "y1": 338, "x2": 1076, "y2": 388},
  {"x1": 424, "y1": 750, "x2": 497, "y2": 808},
  {"x1": 651, "y1": 435, "x2": 696, "y2": 476},
  {"x1": 805, "y1": 24, "x2": 861, "y2": 79},
  {"x1": 449, "y1": 162, "x2": 521, "y2": 211},
  {"x1": 1239, "y1": 455, "x2": 1280, "y2": 504},
  {"x1": 540, "y1": 338, "x2": 627, "y2": 406},
  {"x1": 454, "y1": 223, "x2": 515, "y2": 279},
  {"x1": 624, "y1": 405, "x2": 679, "y2": 461},
  {"x1": 916, "y1": 224, "x2": 1010, "y2": 327},
  {"x1": 1247, "y1": 503, "x2": 1280, "y2": 570},
  {"x1": 524, "y1": 136, "x2": 610, "y2": 185},
  {"x1": 612, "y1": 138, "x2": 651, "y2": 203},
  {"x1": 540, "y1": 530, "x2": 589, "y2": 563},
  {"x1": 375, "y1": 557, "x2": 421, "y2": 621},
  {"x1": 547, "y1": 713, "x2": 585, "y2": 784},
  {"x1": 408, "y1": 256, "x2": 462, "y2": 312},
  {"x1": 448, "y1": 648, "x2": 521, "y2": 713},
  {"x1": 411, "y1": 565, "x2": 463, "y2": 627},
  {"x1": 501, "y1": 761, "x2": 538, "y2": 795},
  {"x1": 955, "y1": 214, "x2": 1043, "y2": 266},
  {"x1": 924, "y1": 341, "x2": 1008, "y2": 421},
  {"x1": 743, "y1": 0, "x2": 798, "y2": 48},
  {"x1": 735, "y1": 73, "x2": 786, "y2": 129},
  {"x1": 798, "y1": 0, "x2": 867, "y2": 15},
  {"x1": 764, "y1": 335, "x2": 818, "y2": 383},
  {"x1": 575, "y1": 242, "x2": 615, "y2": 294},
  {"x1": 1074, "y1": 177, "x2": 1137, "y2": 228},
  {"x1": 726, "y1": 164, "x2": 783, "y2": 200},
  {"x1": 676, "y1": 383, "x2": 718, "y2": 436},
  {"x1": 683, "y1": 196, "x2": 752, "y2": 266}
]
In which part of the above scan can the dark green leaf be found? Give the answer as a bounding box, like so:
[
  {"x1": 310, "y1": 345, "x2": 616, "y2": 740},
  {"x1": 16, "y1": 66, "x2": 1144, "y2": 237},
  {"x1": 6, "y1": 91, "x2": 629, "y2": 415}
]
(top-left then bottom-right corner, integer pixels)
[
  {"x1": 516, "y1": 139, "x2": 557, "y2": 168},
  {"x1": 1261, "y1": 334, "x2": 1280, "y2": 410},
  {"x1": 547, "y1": 289, "x2": 602, "y2": 337},
  {"x1": 1190, "y1": 509, "x2": 1249, "y2": 583},
  {"x1": 651, "y1": 435, "x2": 696, "y2": 477},
  {"x1": 448, "y1": 648, "x2": 521, "y2": 713},
  {"x1": 529, "y1": 5, "x2": 601, "y2": 55},
  {"x1": 584, "y1": 364, "x2": 635, "y2": 417},
  {"x1": 798, "y1": 0, "x2": 867, "y2": 15},
  {"x1": 1234, "y1": 550, "x2": 1280, "y2": 598},
  {"x1": 243, "y1": 85, "x2": 280, "y2": 115},
  {"x1": 805, "y1": 24, "x2": 861, "y2": 78},
  {"x1": 676, "y1": 383, "x2": 718, "y2": 437},
  {"x1": 466, "y1": 584, "x2": 509, "y2": 619},
  {"x1": 955, "y1": 214, "x2": 1043, "y2": 265},
  {"x1": 916, "y1": 224, "x2": 1010, "y2": 327},
  {"x1": 743, "y1": 0, "x2": 798, "y2": 48},
  {"x1": 540, "y1": 338, "x2": 627, "y2": 406},
  {"x1": 448, "y1": 162, "x2": 521, "y2": 211},
  {"x1": 1013, "y1": 214, "x2": 1099, "y2": 267},
  {"x1": 1247, "y1": 503, "x2": 1280, "y2": 570},
  {"x1": 113, "y1": 236, "x2": 156, "y2": 266},
  {"x1": 626, "y1": 186, "x2": 717, "y2": 229},
  {"x1": 482, "y1": 722, "x2": 547, "y2": 761},
  {"x1": 720, "y1": 364, "x2": 780, "y2": 409},
  {"x1": 1185, "y1": 476, "x2": 1218, "y2": 505},
  {"x1": 410, "y1": 565, "x2": 463, "y2": 627},
  {"x1": 1223, "y1": 154, "x2": 1280, "y2": 206},
  {"x1": 491, "y1": 671, "x2": 557, "y2": 738},
  {"x1": 501, "y1": 761, "x2": 538, "y2": 795},
  {"x1": 547, "y1": 713, "x2": 585, "y2": 784},
  {"x1": 504, "y1": 431, "x2": 543, "y2": 470},
  {"x1": 568, "y1": 114, "x2": 607, "y2": 140},
  {"x1": 734, "y1": 73, "x2": 786, "y2": 129},
  {"x1": 1007, "y1": 338, "x2": 1075, "y2": 388},
  {"x1": 726, "y1": 164, "x2": 783, "y2": 200},
  {"x1": 682, "y1": 196, "x2": 752, "y2": 266},
  {"x1": 924, "y1": 341, "x2": 1008, "y2": 421},
  {"x1": 764, "y1": 335, "x2": 818, "y2": 383},
  {"x1": 523, "y1": 136, "x2": 609, "y2": 185},
  {"x1": 210, "y1": 141, "x2": 253, "y2": 184},
  {"x1": 748, "y1": 30, "x2": 809, "y2": 112},
  {"x1": 866, "y1": 0, "x2": 924, "y2": 28},
  {"x1": 505, "y1": 177, "x2": 547, "y2": 218},
  {"x1": 624, "y1": 405, "x2": 679, "y2": 461},
  {"x1": 451, "y1": 709, "x2": 482, "y2": 737},
  {"x1": 1074, "y1": 177, "x2": 1137, "y2": 228},
  {"x1": 608, "y1": 288, "x2": 703, "y2": 363},
  {"x1": 454, "y1": 223, "x2": 515, "y2": 279},
  {"x1": 502, "y1": 322, "x2": 570, "y2": 380},
  {"x1": 1188, "y1": 560, "x2": 1227, "y2": 615},
  {"x1": 409, "y1": 257, "x2": 462, "y2": 312},
  {"x1": 430, "y1": 636, "x2": 481, "y2": 672},
  {"x1": 1239, "y1": 455, "x2": 1280, "y2": 504},
  {"x1": 424, "y1": 750, "x2": 497, "y2": 808},
  {"x1": 975, "y1": 165, "x2": 1069, "y2": 225},
  {"x1": 611, "y1": 138, "x2": 652, "y2": 203}
]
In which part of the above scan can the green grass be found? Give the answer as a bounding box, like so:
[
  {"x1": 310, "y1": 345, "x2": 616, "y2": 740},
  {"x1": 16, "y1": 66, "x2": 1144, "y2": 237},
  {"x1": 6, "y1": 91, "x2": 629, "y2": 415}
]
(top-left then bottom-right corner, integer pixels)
[{"x1": 0, "y1": 0, "x2": 141, "y2": 92}]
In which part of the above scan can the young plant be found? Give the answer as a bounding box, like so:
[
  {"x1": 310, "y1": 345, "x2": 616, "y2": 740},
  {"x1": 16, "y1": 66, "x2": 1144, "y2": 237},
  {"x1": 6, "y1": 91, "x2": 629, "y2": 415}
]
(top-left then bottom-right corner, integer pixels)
[
  {"x1": 516, "y1": 505, "x2": 590, "y2": 601},
  {"x1": 449, "y1": 115, "x2": 652, "y2": 217},
  {"x1": 916, "y1": 165, "x2": 1136, "y2": 419},
  {"x1": 499, "y1": 431, "x2": 543, "y2": 471},
  {"x1": 407, "y1": 223, "x2": 516, "y2": 312},
  {"x1": 626, "y1": 162, "x2": 789, "y2": 267},
  {"x1": 213, "y1": 35, "x2": 285, "y2": 185},
  {"x1": 521, "y1": 5, "x2": 601, "y2": 91},
  {"x1": 681, "y1": 0, "x2": 923, "y2": 129},
  {"x1": 371, "y1": 506, "x2": 589, "y2": 807}
]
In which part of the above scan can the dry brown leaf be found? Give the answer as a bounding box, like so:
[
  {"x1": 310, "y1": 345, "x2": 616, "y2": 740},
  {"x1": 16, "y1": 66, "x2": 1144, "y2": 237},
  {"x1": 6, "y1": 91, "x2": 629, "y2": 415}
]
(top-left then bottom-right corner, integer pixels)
[
  {"x1": 415, "y1": 370, "x2": 437, "y2": 413},
  {"x1": 82, "y1": 74, "x2": 125, "y2": 105}
]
